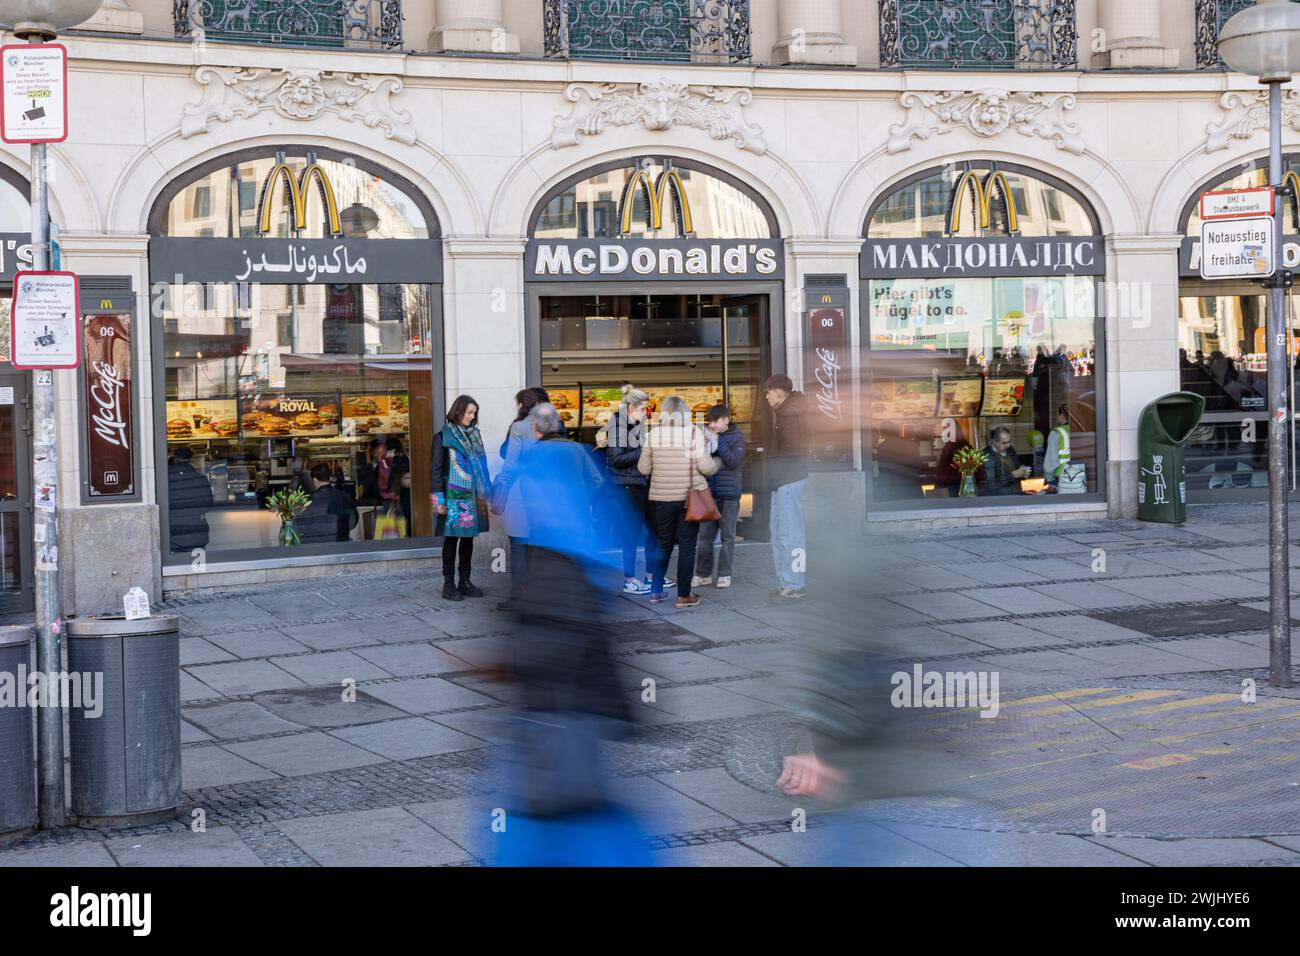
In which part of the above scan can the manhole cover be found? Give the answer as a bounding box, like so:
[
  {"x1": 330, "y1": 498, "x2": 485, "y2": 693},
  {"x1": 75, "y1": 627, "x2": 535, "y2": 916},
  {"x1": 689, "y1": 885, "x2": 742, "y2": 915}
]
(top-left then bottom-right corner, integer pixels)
[{"x1": 1089, "y1": 603, "x2": 1270, "y2": 637}]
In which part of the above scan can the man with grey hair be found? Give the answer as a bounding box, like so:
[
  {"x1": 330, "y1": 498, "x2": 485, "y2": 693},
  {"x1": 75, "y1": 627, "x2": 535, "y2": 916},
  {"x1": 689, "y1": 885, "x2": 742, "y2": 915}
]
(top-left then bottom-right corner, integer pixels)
[
  {"x1": 982, "y1": 426, "x2": 1029, "y2": 495},
  {"x1": 529, "y1": 402, "x2": 564, "y2": 438}
]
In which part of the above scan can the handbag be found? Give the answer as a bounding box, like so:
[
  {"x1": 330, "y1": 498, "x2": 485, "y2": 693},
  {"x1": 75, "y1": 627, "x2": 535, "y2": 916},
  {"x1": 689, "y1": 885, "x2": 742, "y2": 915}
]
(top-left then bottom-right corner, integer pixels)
[
  {"x1": 374, "y1": 504, "x2": 407, "y2": 539},
  {"x1": 686, "y1": 485, "x2": 721, "y2": 523}
]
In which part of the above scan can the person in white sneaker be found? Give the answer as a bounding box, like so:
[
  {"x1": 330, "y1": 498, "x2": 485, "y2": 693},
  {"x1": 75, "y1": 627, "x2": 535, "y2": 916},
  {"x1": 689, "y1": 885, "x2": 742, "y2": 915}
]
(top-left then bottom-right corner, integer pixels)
[
  {"x1": 601, "y1": 386, "x2": 659, "y2": 595},
  {"x1": 694, "y1": 404, "x2": 745, "y2": 592}
]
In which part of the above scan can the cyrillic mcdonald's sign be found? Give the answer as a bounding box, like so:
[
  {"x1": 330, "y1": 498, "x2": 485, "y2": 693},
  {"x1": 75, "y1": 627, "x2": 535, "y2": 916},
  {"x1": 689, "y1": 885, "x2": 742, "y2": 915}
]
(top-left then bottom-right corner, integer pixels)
[
  {"x1": 256, "y1": 151, "x2": 342, "y2": 237},
  {"x1": 618, "y1": 159, "x2": 693, "y2": 237},
  {"x1": 949, "y1": 168, "x2": 1019, "y2": 235}
]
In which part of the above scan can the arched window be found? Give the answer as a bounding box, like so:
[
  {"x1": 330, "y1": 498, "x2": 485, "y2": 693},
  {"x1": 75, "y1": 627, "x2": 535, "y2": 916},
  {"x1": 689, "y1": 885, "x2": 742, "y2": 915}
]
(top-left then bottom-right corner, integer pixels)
[
  {"x1": 152, "y1": 149, "x2": 435, "y2": 240},
  {"x1": 532, "y1": 157, "x2": 774, "y2": 240}
]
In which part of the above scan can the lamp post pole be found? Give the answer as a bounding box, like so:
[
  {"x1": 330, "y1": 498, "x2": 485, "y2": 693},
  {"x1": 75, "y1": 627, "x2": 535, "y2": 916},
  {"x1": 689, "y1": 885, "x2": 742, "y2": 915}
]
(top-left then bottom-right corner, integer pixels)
[{"x1": 1266, "y1": 79, "x2": 1294, "y2": 689}]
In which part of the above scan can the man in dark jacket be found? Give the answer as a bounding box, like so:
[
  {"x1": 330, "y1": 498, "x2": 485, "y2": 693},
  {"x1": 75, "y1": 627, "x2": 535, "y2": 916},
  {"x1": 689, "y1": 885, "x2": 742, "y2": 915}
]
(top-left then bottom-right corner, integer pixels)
[
  {"x1": 694, "y1": 404, "x2": 746, "y2": 589},
  {"x1": 298, "y1": 464, "x2": 356, "y2": 543},
  {"x1": 764, "y1": 374, "x2": 812, "y2": 600},
  {"x1": 602, "y1": 388, "x2": 659, "y2": 594},
  {"x1": 168, "y1": 446, "x2": 214, "y2": 554},
  {"x1": 981, "y1": 427, "x2": 1029, "y2": 496}
]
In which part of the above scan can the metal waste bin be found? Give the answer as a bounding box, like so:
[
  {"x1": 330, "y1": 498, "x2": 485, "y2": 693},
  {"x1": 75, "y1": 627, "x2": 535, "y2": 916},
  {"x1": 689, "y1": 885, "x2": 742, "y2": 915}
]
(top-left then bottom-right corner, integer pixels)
[
  {"x1": 66, "y1": 613, "x2": 181, "y2": 827},
  {"x1": 1137, "y1": 391, "x2": 1206, "y2": 523},
  {"x1": 0, "y1": 625, "x2": 36, "y2": 843}
]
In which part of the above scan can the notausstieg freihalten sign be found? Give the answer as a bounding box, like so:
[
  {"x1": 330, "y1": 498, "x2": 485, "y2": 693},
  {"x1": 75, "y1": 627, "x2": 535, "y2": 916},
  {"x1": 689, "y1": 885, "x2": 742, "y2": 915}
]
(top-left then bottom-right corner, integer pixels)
[{"x1": 526, "y1": 239, "x2": 785, "y2": 281}]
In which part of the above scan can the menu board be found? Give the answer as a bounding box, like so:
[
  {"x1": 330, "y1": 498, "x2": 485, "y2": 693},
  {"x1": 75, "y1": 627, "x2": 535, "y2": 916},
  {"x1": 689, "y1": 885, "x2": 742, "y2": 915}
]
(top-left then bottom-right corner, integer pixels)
[
  {"x1": 340, "y1": 393, "x2": 409, "y2": 437},
  {"x1": 870, "y1": 380, "x2": 937, "y2": 420},
  {"x1": 938, "y1": 378, "x2": 983, "y2": 418},
  {"x1": 242, "y1": 394, "x2": 342, "y2": 438},
  {"x1": 166, "y1": 399, "x2": 240, "y2": 442},
  {"x1": 980, "y1": 378, "x2": 1027, "y2": 417},
  {"x1": 549, "y1": 388, "x2": 580, "y2": 429},
  {"x1": 729, "y1": 385, "x2": 756, "y2": 424},
  {"x1": 581, "y1": 387, "x2": 622, "y2": 427},
  {"x1": 643, "y1": 385, "x2": 724, "y2": 423}
]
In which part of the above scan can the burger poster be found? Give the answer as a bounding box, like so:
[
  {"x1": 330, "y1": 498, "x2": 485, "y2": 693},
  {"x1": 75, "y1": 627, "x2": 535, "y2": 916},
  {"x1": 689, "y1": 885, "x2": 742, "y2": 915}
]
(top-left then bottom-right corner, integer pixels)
[
  {"x1": 166, "y1": 399, "x2": 240, "y2": 442},
  {"x1": 340, "y1": 393, "x2": 409, "y2": 436},
  {"x1": 580, "y1": 387, "x2": 622, "y2": 427},
  {"x1": 980, "y1": 378, "x2": 1027, "y2": 417},
  {"x1": 240, "y1": 394, "x2": 341, "y2": 438},
  {"x1": 549, "y1": 389, "x2": 579, "y2": 429}
]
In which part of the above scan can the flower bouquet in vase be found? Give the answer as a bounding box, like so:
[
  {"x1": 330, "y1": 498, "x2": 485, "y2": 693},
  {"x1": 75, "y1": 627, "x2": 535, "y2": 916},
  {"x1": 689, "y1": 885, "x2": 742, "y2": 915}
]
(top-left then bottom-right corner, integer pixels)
[
  {"x1": 951, "y1": 446, "x2": 988, "y2": 498},
  {"x1": 266, "y1": 487, "x2": 311, "y2": 546}
]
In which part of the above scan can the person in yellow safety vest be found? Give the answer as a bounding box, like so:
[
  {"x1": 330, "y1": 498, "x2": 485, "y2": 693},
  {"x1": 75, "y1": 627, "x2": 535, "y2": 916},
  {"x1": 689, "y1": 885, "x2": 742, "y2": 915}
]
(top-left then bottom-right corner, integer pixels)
[{"x1": 1044, "y1": 403, "x2": 1071, "y2": 488}]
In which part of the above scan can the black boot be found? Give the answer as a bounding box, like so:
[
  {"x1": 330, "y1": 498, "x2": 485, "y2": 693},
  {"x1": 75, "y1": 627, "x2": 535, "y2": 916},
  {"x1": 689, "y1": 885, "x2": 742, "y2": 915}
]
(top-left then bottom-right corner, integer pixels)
[
  {"x1": 459, "y1": 577, "x2": 484, "y2": 598},
  {"x1": 442, "y1": 578, "x2": 463, "y2": 602}
]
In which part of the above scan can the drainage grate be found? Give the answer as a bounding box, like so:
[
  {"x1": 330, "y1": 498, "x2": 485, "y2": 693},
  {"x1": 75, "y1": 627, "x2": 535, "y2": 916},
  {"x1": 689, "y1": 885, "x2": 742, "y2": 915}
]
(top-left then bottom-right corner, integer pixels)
[{"x1": 1088, "y1": 603, "x2": 1271, "y2": 637}]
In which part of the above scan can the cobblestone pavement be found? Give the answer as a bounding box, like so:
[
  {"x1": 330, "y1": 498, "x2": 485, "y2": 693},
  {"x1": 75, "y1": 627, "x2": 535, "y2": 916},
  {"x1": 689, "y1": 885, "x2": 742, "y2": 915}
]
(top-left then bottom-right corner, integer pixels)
[{"x1": 8, "y1": 503, "x2": 1300, "y2": 866}]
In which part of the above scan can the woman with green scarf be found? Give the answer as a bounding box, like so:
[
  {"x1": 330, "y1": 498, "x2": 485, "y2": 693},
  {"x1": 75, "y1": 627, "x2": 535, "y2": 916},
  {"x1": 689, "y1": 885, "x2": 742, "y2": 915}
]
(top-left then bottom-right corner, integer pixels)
[{"x1": 430, "y1": 394, "x2": 492, "y2": 601}]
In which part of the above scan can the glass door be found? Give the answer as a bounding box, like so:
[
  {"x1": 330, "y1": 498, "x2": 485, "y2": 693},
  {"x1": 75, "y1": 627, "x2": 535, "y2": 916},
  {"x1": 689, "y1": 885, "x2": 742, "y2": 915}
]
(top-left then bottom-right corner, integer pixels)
[
  {"x1": 721, "y1": 293, "x2": 769, "y2": 540},
  {"x1": 0, "y1": 371, "x2": 32, "y2": 613}
]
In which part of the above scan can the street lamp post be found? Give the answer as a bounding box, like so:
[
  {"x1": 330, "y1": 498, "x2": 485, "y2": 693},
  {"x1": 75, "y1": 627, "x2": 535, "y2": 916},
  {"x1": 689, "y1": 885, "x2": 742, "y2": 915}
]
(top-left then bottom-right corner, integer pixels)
[
  {"x1": 1220, "y1": 0, "x2": 1300, "y2": 689},
  {"x1": 0, "y1": 0, "x2": 104, "y2": 828}
]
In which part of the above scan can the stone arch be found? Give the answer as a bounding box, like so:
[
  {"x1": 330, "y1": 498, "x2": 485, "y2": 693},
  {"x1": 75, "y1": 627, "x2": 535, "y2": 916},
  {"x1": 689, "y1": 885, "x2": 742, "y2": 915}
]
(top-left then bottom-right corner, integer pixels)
[
  {"x1": 0, "y1": 146, "x2": 86, "y2": 231},
  {"x1": 1149, "y1": 133, "x2": 1300, "y2": 235}
]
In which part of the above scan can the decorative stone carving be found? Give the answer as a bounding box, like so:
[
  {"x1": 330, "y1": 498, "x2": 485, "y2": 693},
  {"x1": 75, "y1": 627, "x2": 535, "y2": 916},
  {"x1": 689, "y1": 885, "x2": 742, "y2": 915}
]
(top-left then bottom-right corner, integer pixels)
[
  {"x1": 1205, "y1": 89, "x2": 1300, "y2": 153},
  {"x1": 887, "y1": 89, "x2": 1085, "y2": 155},
  {"x1": 552, "y1": 78, "x2": 767, "y2": 155},
  {"x1": 180, "y1": 66, "x2": 416, "y2": 146}
]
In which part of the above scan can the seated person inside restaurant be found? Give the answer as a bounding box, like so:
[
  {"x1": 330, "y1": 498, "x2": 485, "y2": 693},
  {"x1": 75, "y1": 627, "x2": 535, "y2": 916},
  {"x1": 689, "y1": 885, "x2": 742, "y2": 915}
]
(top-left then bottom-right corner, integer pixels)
[
  {"x1": 981, "y1": 426, "x2": 1030, "y2": 496},
  {"x1": 298, "y1": 463, "x2": 357, "y2": 543}
]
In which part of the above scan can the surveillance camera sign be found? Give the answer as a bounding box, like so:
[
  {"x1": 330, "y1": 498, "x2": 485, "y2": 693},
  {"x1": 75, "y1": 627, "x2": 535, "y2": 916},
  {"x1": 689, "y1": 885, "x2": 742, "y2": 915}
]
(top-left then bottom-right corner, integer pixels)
[
  {"x1": 0, "y1": 44, "x2": 67, "y2": 144},
  {"x1": 11, "y1": 271, "x2": 80, "y2": 369}
]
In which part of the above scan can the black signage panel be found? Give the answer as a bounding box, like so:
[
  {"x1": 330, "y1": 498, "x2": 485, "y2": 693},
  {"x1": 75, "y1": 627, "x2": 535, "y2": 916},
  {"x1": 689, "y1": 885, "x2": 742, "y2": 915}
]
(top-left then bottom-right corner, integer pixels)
[
  {"x1": 0, "y1": 232, "x2": 32, "y2": 281},
  {"x1": 148, "y1": 238, "x2": 444, "y2": 285},
  {"x1": 860, "y1": 236, "x2": 1107, "y2": 279},
  {"x1": 804, "y1": 279, "x2": 851, "y2": 467},
  {"x1": 526, "y1": 239, "x2": 784, "y2": 282}
]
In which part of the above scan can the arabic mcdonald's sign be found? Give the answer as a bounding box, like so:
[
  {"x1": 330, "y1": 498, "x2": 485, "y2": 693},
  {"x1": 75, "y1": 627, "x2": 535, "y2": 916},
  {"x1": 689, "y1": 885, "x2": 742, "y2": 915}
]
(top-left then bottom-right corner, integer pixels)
[
  {"x1": 618, "y1": 159, "x2": 694, "y2": 237},
  {"x1": 948, "y1": 167, "x2": 1019, "y2": 236},
  {"x1": 257, "y1": 150, "x2": 342, "y2": 237}
]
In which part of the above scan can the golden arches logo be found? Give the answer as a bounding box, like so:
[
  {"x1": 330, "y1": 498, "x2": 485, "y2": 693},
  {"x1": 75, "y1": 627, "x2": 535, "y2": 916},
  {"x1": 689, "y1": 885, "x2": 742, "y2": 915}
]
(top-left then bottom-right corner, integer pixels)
[
  {"x1": 257, "y1": 154, "x2": 342, "y2": 237},
  {"x1": 618, "y1": 161, "x2": 694, "y2": 236},
  {"x1": 100, "y1": 299, "x2": 113, "y2": 309},
  {"x1": 949, "y1": 169, "x2": 1019, "y2": 235},
  {"x1": 1279, "y1": 170, "x2": 1300, "y2": 232}
]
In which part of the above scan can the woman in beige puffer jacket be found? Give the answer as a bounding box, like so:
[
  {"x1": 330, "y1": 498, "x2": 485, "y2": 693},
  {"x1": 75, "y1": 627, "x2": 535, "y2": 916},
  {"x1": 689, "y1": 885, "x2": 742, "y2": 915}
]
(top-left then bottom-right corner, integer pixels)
[{"x1": 638, "y1": 396, "x2": 719, "y2": 608}]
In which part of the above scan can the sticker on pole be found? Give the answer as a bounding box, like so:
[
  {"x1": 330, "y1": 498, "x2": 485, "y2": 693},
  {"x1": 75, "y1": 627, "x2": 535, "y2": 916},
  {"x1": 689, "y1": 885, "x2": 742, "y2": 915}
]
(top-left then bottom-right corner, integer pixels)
[
  {"x1": 0, "y1": 44, "x2": 67, "y2": 144},
  {"x1": 10, "y1": 270, "x2": 80, "y2": 369},
  {"x1": 1199, "y1": 217, "x2": 1276, "y2": 280}
]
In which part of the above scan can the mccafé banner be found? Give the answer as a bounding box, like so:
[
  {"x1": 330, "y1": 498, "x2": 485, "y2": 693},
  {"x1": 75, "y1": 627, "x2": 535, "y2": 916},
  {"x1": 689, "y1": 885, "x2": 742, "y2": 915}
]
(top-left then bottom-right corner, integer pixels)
[
  {"x1": 527, "y1": 239, "x2": 785, "y2": 282},
  {"x1": 83, "y1": 313, "x2": 135, "y2": 497}
]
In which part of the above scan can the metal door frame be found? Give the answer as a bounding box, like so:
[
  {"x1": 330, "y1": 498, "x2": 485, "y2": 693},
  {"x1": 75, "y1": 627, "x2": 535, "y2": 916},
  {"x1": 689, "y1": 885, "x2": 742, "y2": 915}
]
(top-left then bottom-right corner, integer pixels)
[{"x1": 0, "y1": 369, "x2": 34, "y2": 614}]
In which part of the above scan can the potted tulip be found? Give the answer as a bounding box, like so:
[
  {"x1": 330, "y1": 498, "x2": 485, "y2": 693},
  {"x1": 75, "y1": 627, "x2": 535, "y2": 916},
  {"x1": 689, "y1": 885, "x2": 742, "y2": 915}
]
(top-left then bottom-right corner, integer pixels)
[{"x1": 951, "y1": 446, "x2": 988, "y2": 498}]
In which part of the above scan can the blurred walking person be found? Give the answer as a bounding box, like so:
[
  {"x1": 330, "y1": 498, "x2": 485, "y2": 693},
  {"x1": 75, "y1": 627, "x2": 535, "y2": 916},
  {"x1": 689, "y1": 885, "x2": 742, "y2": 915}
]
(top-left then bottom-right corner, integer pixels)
[
  {"x1": 602, "y1": 385, "x2": 660, "y2": 594},
  {"x1": 638, "y1": 396, "x2": 719, "y2": 609},
  {"x1": 430, "y1": 395, "x2": 492, "y2": 602},
  {"x1": 491, "y1": 402, "x2": 651, "y2": 866},
  {"x1": 693, "y1": 404, "x2": 745, "y2": 590}
]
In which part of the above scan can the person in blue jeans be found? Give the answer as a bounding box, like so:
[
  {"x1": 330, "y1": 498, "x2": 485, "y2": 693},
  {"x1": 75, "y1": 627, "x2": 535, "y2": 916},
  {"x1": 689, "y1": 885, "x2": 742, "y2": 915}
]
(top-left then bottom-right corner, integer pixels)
[
  {"x1": 693, "y1": 404, "x2": 746, "y2": 590},
  {"x1": 763, "y1": 374, "x2": 812, "y2": 601}
]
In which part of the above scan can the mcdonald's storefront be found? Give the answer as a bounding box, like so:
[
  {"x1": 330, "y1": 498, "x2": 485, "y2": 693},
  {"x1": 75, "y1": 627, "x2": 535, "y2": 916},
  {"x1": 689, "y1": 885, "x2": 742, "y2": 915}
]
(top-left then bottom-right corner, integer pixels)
[
  {"x1": 525, "y1": 156, "x2": 785, "y2": 531},
  {"x1": 147, "y1": 147, "x2": 445, "y2": 567},
  {"x1": 860, "y1": 162, "x2": 1108, "y2": 511}
]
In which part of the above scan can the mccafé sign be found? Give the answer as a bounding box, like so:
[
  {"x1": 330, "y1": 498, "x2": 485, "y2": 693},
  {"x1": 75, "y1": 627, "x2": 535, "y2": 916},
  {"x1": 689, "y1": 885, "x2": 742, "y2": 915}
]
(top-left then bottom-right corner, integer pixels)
[{"x1": 527, "y1": 239, "x2": 784, "y2": 281}]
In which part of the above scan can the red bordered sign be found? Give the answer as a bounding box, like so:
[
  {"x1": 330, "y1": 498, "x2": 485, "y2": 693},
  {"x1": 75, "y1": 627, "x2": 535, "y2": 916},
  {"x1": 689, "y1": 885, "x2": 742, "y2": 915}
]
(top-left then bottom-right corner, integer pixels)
[
  {"x1": 1200, "y1": 186, "x2": 1275, "y2": 222},
  {"x1": 0, "y1": 43, "x2": 68, "y2": 144},
  {"x1": 10, "y1": 270, "x2": 80, "y2": 369}
]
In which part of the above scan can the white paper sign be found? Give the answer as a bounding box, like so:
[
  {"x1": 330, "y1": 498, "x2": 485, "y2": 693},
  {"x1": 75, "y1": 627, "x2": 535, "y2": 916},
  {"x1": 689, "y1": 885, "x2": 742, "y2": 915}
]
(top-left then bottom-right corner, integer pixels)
[
  {"x1": 1200, "y1": 218, "x2": 1276, "y2": 280},
  {"x1": 0, "y1": 387, "x2": 13, "y2": 405},
  {"x1": 11, "y1": 270, "x2": 79, "y2": 368},
  {"x1": 0, "y1": 44, "x2": 67, "y2": 144}
]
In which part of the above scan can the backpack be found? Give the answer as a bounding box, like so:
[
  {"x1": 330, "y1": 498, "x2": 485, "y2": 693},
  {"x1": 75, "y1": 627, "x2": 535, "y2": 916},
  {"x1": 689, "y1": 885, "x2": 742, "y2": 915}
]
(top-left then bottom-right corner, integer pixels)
[{"x1": 1057, "y1": 462, "x2": 1087, "y2": 494}]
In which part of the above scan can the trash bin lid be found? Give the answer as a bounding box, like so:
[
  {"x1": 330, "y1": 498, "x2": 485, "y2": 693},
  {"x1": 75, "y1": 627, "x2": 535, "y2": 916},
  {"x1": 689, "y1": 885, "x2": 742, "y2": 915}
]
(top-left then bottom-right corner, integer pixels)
[
  {"x1": 1141, "y1": 391, "x2": 1206, "y2": 445},
  {"x1": 65, "y1": 613, "x2": 179, "y2": 638},
  {"x1": 0, "y1": 623, "x2": 34, "y2": 646}
]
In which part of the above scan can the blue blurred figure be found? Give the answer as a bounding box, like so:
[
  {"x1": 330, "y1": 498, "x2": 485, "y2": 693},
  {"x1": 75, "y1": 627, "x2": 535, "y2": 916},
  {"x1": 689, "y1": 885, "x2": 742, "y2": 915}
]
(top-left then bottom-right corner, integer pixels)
[{"x1": 488, "y1": 401, "x2": 652, "y2": 867}]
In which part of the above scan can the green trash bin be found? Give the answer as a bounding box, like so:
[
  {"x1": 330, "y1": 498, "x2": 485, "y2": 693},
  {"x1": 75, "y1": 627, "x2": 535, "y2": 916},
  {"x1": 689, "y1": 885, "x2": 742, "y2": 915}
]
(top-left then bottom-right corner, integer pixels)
[{"x1": 1137, "y1": 391, "x2": 1206, "y2": 523}]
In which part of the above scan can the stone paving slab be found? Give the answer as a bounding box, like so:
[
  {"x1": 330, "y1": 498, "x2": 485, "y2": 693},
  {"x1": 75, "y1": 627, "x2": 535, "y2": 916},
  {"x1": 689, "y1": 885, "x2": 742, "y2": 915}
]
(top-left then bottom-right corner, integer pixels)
[
  {"x1": 652, "y1": 768, "x2": 799, "y2": 824},
  {"x1": 180, "y1": 637, "x2": 236, "y2": 666},
  {"x1": 329, "y1": 717, "x2": 487, "y2": 760},
  {"x1": 1026, "y1": 582, "x2": 1154, "y2": 610},
  {"x1": 181, "y1": 744, "x2": 281, "y2": 790},
  {"x1": 935, "y1": 562, "x2": 1047, "y2": 586},
  {"x1": 224, "y1": 731, "x2": 388, "y2": 777},
  {"x1": 361, "y1": 677, "x2": 495, "y2": 715},
  {"x1": 1085, "y1": 835, "x2": 1300, "y2": 866},
  {"x1": 0, "y1": 842, "x2": 119, "y2": 867},
  {"x1": 184, "y1": 700, "x2": 307, "y2": 740},
  {"x1": 874, "y1": 823, "x2": 1146, "y2": 867},
  {"x1": 353, "y1": 643, "x2": 469, "y2": 677},
  {"x1": 270, "y1": 650, "x2": 392, "y2": 686},
  {"x1": 937, "y1": 620, "x2": 1067, "y2": 651},
  {"x1": 739, "y1": 820, "x2": 962, "y2": 867},
  {"x1": 959, "y1": 586, "x2": 1080, "y2": 616},
  {"x1": 651, "y1": 843, "x2": 781, "y2": 866},
  {"x1": 886, "y1": 591, "x2": 1011, "y2": 621},
  {"x1": 610, "y1": 775, "x2": 737, "y2": 833},
  {"x1": 276, "y1": 807, "x2": 470, "y2": 866},
  {"x1": 105, "y1": 827, "x2": 264, "y2": 867},
  {"x1": 186, "y1": 660, "x2": 306, "y2": 697},
  {"x1": 205, "y1": 629, "x2": 314, "y2": 660}
]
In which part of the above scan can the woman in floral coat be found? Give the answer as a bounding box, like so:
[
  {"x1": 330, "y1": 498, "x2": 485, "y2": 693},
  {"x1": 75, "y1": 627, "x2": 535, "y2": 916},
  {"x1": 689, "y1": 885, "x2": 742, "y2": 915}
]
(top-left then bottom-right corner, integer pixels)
[{"x1": 430, "y1": 394, "x2": 492, "y2": 601}]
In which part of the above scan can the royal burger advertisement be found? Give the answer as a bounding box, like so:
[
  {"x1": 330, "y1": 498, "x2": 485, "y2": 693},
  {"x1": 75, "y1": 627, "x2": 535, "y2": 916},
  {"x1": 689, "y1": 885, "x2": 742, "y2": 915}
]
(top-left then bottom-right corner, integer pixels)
[
  {"x1": 550, "y1": 389, "x2": 579, "y2": 429},
  {"x1": 240, "y1": 394, "x2": 341, "y2": 438},
  {"x1": 341, "y1": 393, "x2": 409, "y2": 436},
  {"x1": 166, "y1": 399, "x2": 241, "y2": 442}
]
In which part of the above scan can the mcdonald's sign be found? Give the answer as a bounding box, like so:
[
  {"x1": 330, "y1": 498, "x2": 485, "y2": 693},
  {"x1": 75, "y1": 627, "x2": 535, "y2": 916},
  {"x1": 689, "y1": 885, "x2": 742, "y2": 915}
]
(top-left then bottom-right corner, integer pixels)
[
  {"x1": 256, "y1": 151, "x2": 342, "y2": 238},
  {"x1": 618, "y1": 159, "x2": 694, "y2": 237},
  {"x1": 948, "y1": 168, "x2": 1019, "y2": 236}
]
